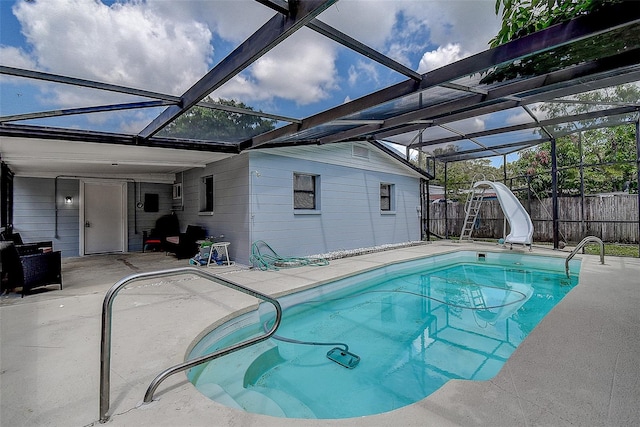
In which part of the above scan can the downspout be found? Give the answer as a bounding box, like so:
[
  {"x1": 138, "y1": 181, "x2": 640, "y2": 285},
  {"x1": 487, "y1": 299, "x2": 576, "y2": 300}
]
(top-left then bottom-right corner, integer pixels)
[
  {"x1": 250, "y1": 168, "x2": 260, "y2": 256},
  {"x1": 425, "y1": 179, "x2": 430, "y2": 240}
]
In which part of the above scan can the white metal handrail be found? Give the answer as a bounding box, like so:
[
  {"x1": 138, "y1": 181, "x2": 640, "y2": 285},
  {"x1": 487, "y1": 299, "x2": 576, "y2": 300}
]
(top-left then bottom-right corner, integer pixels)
[
  {"x1": 565, "y1": 236, "x2": 605, "y2": 277},
  {"x1": 99, "y1": 267, "x2": 282, "y2": 423}
]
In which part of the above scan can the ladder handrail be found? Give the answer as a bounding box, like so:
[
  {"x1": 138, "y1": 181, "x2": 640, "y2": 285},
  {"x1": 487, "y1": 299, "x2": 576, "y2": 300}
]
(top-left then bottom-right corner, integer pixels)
[
  {"x1": 99, "y1": 267, "x2": 282, "y2": 423},
  {"x1": 460, "y1": 179, "x2": 486, "y2": 241},
  {"x1": 565, "y1": 236, "x2": 605, "y2": 277}
]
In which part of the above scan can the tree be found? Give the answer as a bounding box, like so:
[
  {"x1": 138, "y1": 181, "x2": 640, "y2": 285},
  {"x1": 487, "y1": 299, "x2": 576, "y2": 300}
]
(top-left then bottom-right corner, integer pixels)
[
  {"x1": 482, "y1": 0, "x2": 632, "y2": 85},
  {"x1": 433, "y1": 158, "x2": 501, "y2": 200},
  {"x1": 490, "y1": 1, "x2": 638, "y2": 196},
  {"x1": 581, "y1": 125, "x2": 637, "y2": 194},
  {"x1": 490, "y1": 0, "x2": 622, "y2": 47},
  {"x1": 161, "y1": 97, "x2": 276, "y2": 141},
  {"x1": 508, "y1": 84, "x2": 639, "y2": 195},
  {"x1": 508, "y1": 137, "x2": 580, "y2": 196}
]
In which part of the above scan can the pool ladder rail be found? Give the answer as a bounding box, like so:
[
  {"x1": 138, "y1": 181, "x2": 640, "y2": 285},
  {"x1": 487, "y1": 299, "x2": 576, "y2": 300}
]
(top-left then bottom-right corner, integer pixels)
[
  {"x1": 565, "y1": 236, "x2": 605, "y2": 277},
  {"x1": 98, "y1": 267, "x2": 282, "y2": 424}
]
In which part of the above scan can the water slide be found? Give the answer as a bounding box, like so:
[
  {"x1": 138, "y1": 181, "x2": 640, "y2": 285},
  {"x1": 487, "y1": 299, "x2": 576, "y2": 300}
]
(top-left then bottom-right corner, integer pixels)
[{"x1": 474, "y1": 181, "x2": 534, "y2": 246}]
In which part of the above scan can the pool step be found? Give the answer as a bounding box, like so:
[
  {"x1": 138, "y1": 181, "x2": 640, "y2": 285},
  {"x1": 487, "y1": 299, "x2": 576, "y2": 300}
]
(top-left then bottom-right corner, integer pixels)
[
  {"x1": 220, "y1": 381, "x2": 287, "y2": 417},
  {"x1": 196, "y1": 383, "x2": 243, "y2": 410},
  {"x1": 249, "y1": 385, "x2": 317, "y2": 418},
  {"x1": 194, "y1": 342, "x2": 317, "y2": 418}
]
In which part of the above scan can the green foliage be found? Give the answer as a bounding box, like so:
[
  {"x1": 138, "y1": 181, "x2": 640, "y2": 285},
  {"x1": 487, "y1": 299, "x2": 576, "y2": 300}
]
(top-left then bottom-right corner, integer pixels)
[
  {"x1": 508, "y1": 84, "x2": 639, "y2": 196},
  {"x1": 508, "y1": 137, "x2": 581, "y2": 196},
  {"x1": 581, "y1": 125, "x2": 637, "y2": 193},
  {"x1": 432, "y1": 158, "x2": 501, "y2": 199},
  {"x1": 483, "y1": 24, "x2": 637, "y2": 85},
  {"x1": 508, "y1": 125, "x2": 637, "y2": 196},
  {"x1": 482, "y1": 0, "x2": 636, "y2": 85},
  {"x1": 490, "y1": 0, "x2": 622, "y2": 47},
  {"x1": 162, "y1": 98, "x2": 276, "y2": 141},
  {"x1": 584, "y1": 243, "x2": 639, "y2": 258}
]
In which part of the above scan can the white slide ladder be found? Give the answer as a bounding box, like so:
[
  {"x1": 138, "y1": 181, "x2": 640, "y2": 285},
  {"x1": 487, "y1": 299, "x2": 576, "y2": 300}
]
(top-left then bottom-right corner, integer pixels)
[{"x1": 460, "y1": 181, "x2": 486, "y2": 241}]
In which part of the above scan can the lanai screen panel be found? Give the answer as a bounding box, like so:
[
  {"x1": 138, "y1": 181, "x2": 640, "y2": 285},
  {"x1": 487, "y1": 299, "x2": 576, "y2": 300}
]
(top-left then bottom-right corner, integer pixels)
[{"x1": 1, "y1": 1, "x2": 639, "y2": 168}]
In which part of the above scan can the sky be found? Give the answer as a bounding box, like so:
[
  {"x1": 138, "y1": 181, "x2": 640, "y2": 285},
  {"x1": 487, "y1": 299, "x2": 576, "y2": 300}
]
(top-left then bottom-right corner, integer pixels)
[{"x1": 0, "y1": 0, "x2": 504, "y2": 145}]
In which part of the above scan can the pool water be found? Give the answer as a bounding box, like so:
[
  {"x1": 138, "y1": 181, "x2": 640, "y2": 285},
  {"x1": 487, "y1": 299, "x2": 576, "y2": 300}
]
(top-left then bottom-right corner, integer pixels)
[{"x1": 187, "y1": 251, "x2": 580, "y2": 419}]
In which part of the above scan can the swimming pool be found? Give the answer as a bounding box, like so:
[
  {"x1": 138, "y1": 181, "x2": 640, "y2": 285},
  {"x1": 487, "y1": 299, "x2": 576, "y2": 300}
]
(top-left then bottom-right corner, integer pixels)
[{"x1": 187, "y1": 250, "x2": 580, "y2": 419}]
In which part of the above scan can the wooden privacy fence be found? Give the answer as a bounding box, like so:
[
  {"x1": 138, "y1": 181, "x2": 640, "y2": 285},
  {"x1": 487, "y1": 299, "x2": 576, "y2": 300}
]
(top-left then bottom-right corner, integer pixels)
[{"x1": 429, "y1": 194, "x2": 639, "y2": 244}]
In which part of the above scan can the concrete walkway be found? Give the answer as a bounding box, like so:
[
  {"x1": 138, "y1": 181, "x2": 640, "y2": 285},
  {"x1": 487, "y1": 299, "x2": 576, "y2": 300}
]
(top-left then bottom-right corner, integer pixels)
[{"x1": 1, "y1": 242, "x2": 638, "y2": 426}]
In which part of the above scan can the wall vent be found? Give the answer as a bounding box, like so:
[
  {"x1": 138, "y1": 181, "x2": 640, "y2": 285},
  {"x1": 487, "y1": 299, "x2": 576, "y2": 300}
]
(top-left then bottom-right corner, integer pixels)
[{"x1": 352, "y1": 145, "x2": 369, "y2": 159}]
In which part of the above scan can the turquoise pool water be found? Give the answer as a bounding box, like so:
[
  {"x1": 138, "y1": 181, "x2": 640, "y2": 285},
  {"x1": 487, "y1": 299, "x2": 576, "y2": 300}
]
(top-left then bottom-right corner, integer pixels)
[{"x1": 188, "y1": 251, "x2": 580, "y2": 419}]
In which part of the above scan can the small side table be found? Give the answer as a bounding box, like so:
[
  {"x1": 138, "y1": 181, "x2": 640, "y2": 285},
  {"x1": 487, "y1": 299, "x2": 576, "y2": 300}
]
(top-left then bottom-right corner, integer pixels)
[{"x1": 207, "y1": 242, "x2": 234, "y2": 267}]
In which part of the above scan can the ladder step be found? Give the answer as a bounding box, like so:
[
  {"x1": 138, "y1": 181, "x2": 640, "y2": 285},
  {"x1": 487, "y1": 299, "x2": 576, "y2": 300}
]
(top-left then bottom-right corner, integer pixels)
[{"x1": 460, "y1": 180, "x2": 487, "y2": 241}]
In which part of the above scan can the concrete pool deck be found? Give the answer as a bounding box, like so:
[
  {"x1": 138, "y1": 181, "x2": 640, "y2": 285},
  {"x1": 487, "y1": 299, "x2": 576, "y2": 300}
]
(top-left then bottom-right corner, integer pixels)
[{"x1": 1, "y1": 241, "x2": 638, "y2": 426}]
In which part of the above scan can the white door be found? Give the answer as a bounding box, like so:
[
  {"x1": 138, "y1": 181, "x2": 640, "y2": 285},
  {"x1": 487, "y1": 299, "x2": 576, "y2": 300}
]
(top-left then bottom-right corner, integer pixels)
[{"x1": 82, "y1": 181, "x2": 127, "y2": 254}]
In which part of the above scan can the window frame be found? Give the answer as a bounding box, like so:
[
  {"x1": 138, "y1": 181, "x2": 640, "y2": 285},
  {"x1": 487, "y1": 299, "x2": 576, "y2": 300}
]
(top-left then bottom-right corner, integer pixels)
[
  {"x1": 199, "y1": 174, "x2": 214, "y2": 215},
  {"x1": 380, "y1": 182, "x2": 395, "y2": 214},
  {"x1": 293, "y1": 172, "x2": 320, "y2": 213}
]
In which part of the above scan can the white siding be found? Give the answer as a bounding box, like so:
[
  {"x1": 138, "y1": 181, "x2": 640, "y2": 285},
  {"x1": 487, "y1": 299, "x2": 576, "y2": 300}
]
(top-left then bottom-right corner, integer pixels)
[
  {"x1": 14, "y1": 177, "x2": 77, "y2": 256},
  {"x1": 14, "y1": 177, "x2": 173, "y2": 257},
  {"x1": 248, "y1": 144, "x2": 421, "y2": 258},
  {"x1": 176, "y1": 154, "x2": 250, "y2": 263},
  {"x1": 267, "y1": 142, "x2": 421, "y2": 178},
  {"x1": 172, "y1": 143, "x2": 423, "y2": 264}
]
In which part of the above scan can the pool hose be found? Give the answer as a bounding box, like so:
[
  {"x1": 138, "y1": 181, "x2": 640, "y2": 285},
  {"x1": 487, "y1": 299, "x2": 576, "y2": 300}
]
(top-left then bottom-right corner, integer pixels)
[{"x1": 263, "y1": 320, "x2": 350, "y2": 352}]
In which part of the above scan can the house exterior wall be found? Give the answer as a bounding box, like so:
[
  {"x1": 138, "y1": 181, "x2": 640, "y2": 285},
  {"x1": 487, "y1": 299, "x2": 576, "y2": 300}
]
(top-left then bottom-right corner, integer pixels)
[
  {"x1": 13, "y1": 177, "x2": 79, "y2": 257},
  {"x1": 174, "y1": 154, "x2": 250, "y2": 263},
  {"x1": 128, "y1": 182, "x2": 174, "y2": 252},
  {"x1": 247, "y1": 143, "x2": 422, "y2": 259},
  {"x1": 13, "y1": 177, "x2": 172, "y2": 257},
  {"x1": 12, "y1": 143, "x2": 422, "y2": 262}
]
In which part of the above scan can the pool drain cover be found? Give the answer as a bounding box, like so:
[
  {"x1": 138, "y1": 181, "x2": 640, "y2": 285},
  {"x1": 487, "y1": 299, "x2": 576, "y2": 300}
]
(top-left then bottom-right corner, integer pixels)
[{"x1": 327, "y1": 347, "x2": 360, "y2": 369}]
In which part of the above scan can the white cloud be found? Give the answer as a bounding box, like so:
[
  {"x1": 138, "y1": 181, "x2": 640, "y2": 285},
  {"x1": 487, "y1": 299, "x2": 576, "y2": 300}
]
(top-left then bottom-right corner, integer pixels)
[
  {"x1": 417, "y1": 43, "x2": 467, "y2": 73},
  {"x1": 320, "y1": 1, "x2": 401, "y2": 49},
  {"x1": 470, "y1": 118, "x2": 486, "y2": 132},
  {"x1": 321, "y1": 1, "x2": 500, "y2": 71},
  {"x1": 0, "y1": 45, "x2": 38, "y2": 86},
  {"x1": 506, "y1": 110, "x2": 532, "y2": 125},
  {"x1": 0, "y1": 45, "x2": 36, "y2": 69},
  {"x1": 214, "y1": 30, "x2": 338, "y2": 106},
  {"x1": 348, "y1": 65, "x2": 359, "y2": 87},
  {"x1": 5, "y1": 0, "x2": 503, "y2": 120},
  {"x1": 12, "y1": 0, "x2": 213, "y2": 98},
  {"x1": 403, "y1": 1, "x2": 500, "y2": 55},
  {"x1": 348, "y1": 60, "x2": 380, "y2": 87},
  {"x1": 147, "y1": 0, "x2": 272, "y2": 44}
]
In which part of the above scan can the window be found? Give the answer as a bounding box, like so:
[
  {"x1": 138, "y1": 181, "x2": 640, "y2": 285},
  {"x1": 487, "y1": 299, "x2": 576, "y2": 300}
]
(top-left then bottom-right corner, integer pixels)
[
  {"x1": 172, "y1": 183, "x2": 182, "y2": 200},
  {"x1": 294, "y1": 173, "x2": 318, "y2": 210},
  {"x1": 200, "y1": 175, "x2": 214, "y2": 213},
  {"x1": 380, "y1": 183, "x2": 394, "y2": 212}
]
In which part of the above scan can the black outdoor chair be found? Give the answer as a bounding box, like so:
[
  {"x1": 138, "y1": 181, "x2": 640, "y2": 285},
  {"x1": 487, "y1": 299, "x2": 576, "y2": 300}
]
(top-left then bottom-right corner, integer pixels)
[
  {"x1": 145, "y1": 214, "x2": 206, "y2": 259},
  {"x1": 0, "y1": 237, "x2": 62, "y2": 297}
]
